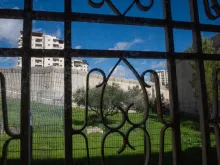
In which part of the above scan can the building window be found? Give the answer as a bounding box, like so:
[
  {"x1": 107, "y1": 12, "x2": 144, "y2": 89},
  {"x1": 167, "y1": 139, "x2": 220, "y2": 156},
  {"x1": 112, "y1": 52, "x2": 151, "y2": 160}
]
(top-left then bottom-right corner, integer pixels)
[
  {"x1": 35, "y1": 59, "x2": 42, "y2": 63},
  {"x1": 48, "y1": 44, "x2": 50, "y2": 46},
  {"x1": 48, "y1": 64, "x2": 50, "y2": 65},
  {"x1": 48, "y1": 59, "x2": 50, "y2": 60},
  {"x1": 53, "y1": 44, "x2": 59, "y2": 48},
  {"x1": 35, "y1": 39, "x2": 42, "y2": 42},
  {"x1": 35, "y1": 44, "x2": 42, "y2": 47}
]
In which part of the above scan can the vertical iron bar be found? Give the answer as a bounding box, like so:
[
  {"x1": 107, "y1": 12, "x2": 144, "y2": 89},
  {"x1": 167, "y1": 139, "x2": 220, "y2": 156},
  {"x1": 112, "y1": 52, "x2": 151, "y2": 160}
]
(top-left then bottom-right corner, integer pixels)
[
  {"x1": 189, "y1": 1, "x2": 210, "y2": 165},
  {"x1": 20, "y1": 0, "x2": 33, "y2": 165},
  {"x1": 163, "y1": 1, "x2": 181, "y2": 165},
  {"x1": 30, "y1": 113, "x2": 33, "y2": 162},
  {"x1": 64, "y1": 0, "x2": 73, "y2": 164}
]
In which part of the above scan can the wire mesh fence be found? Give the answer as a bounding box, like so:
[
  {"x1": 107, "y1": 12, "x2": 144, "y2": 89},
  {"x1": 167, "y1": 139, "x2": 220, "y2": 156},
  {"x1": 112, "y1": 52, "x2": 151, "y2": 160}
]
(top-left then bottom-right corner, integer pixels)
[{"x1": 0, "y1": 67, "x2": 216, "y2": 164}]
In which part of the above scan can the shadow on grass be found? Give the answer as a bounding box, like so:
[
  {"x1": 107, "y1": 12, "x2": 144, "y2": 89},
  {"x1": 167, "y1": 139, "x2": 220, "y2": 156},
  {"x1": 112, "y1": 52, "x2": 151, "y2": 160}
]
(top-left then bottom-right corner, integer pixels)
[
  {"x1": 149, "y1": 112, "x2": 202, "y2": 132},
  {"x1": 3, "y1": 147, "x2": 218, "y2": 165}
]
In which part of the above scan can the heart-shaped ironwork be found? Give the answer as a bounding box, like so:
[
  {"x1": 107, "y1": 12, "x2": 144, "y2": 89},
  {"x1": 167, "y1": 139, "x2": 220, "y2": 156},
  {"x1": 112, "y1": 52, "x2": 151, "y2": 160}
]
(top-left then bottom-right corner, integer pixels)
[
  {"x1": 88, "y1": 0, "x2": 154, "y2": 16},
  {"x1": 203, "y1": 0, "x2": 220, "y2": 20}
]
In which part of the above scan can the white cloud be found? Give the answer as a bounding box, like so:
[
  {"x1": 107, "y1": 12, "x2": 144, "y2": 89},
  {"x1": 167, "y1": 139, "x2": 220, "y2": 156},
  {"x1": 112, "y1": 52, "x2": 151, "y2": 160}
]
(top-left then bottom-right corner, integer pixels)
[
  {"x1": 53, "y1": 28, "x2": 62, "y2": 39},
  {"x1": 108, "y1": 38, "x2": 144, "y2": 50},
  {"x1": 33, "y1": 28, "x2": 42, "y2": 32},
  {"x1": 110, "y1": 65, "x2": 130, "y2": 78},
  {"x1": 95, "y1": 58, "x2": 105, "y2": 64},
  {"x1": 12, "y1": 7, "x2": 19, "y2": 9},
  {"x1": 141, "y1": 60, "x2": 146, "y2": 65},
  {"x1": 0, "y1": 57, "x2": 17, "y2": 67},
  {"x1": 151, "y1": 61, "x2": 167, "y2": 69},
  {"x1": 0, "y1": 57, "x2": 15, "y2": 62},
  {"x1": 0, "y1": 19, "x2": 23, "y2": 46},
  {"x1": 75, "y1": 45, "x2": 82, "y2": 49}
]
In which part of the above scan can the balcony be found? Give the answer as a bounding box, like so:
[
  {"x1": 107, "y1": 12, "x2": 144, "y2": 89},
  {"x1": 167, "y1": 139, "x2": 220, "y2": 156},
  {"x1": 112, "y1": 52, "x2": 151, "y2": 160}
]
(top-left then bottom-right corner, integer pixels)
[
  {"x1": 53, "y1": 58, "x2": 59, "y2": 62},
  {"x1": 35, "y1": 39, "x2": 42, "y2": 43},
  {"x1": 35, "y1": 44, "x2": 43, "y2": 48},
  {"x1": 53, "y1": 44, "x2": 59, "y2": 48},
  {"x1": 35, "y1": 65, "x2": 43, "y2": 67},
  {"x1": 35, "y1": 60, "x2": 43, "y2": 64},
  {"x1": 53, "y1": 63, "x2": 59, "y2": 67}
]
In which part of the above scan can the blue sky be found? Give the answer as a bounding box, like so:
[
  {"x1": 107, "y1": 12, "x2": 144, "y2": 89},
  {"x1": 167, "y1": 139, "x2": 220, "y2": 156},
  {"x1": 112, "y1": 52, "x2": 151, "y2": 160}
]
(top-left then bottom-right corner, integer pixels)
[{"x1": 0, "y1": 0, "x2": 220, "y2": 79}]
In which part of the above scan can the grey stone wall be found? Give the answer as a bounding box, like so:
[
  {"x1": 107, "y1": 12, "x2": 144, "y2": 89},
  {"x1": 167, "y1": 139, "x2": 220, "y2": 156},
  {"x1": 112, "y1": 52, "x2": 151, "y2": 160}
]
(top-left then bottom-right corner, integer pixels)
[
  {"x1": 176, "y1": 60, "x2": 198, "y2": 115},
  {"x1": 0, "y1": 67, "x2": 169, "y2": 106}
]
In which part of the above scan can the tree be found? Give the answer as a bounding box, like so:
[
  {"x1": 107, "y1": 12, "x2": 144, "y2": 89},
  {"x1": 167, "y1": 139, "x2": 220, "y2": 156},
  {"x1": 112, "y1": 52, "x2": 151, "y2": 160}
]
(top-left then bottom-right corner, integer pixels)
[
  {"x1": 189, "y1": 37, "x2": 220, "y2": 106},
  {"x1": 72, "y1": 88, "x2": 86, "y2": 107},
  {"x1": 72, "y1": 83, "x2": 127, "y2": 121},
  {"x1": 126, "y1": 85, "x2": 145, "y2": 112}
]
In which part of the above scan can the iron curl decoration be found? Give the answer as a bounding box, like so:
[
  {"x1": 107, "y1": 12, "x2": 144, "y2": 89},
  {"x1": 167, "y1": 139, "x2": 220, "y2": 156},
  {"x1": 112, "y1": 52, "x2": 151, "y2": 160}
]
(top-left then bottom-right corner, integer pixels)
[
  {"x1": 86, "y1": 57, "x2": 151, "y2": 165},
  {"x1": 210, "y1": 68, "x2": 220, "y2": 165},
  {"x1": 71, "y1": 68, "x2": 108, "y2": 165},
  {"x1": 203, "y1": 0, "x2": 220, "y2": 20},
  {"x1": 142, "y1": 70, "x2": 171, "y2": 165},
  {"x1": 0, "y1": 73, "x2": 20, "y2": 165},
  {"x1": 88, "y1": 0, "x2": 154, "y2": 16}
]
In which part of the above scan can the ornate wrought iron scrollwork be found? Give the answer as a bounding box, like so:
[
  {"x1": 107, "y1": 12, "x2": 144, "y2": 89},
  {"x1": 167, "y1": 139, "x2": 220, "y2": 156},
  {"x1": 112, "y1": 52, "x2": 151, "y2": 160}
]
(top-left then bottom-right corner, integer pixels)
[
  {"x1": 86, "y1": 58, "x2": 151, "y2": 165},
  {"x1": 203, "y1": 0, "x2": 220, "y2": 20},
  {"x1": 0, "y1": 73, "x2": 20, "y2": 165},
  {"x1": 145, "y1": 70, "x2": 172, "y2": 165},
  {"x1": 210, "y1": 68, "x2": 220, "y2": 165},
  {"x1": 88, "y1": 0, "x2": 154, "y2": 16},
  {"x1": 142, "y1": 70, "x2": 171, "y2": 165}
]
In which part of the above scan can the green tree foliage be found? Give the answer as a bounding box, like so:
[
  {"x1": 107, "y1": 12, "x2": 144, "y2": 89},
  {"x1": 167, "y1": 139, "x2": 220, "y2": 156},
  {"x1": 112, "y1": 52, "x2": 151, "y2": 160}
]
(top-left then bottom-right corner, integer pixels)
[
  {"x1": 126, "y1": 85, "x2": 145, "y2": 112},
  {"x1": 189, "y1": 37, "x2": 220, "y2": 105},
  {"x1": 73, "y1": 82, "x2": 169, "y2": 119},
  {"x1": 72, "y1": 88, "x2": 86, "y2": 107},
  {"x1": 73, "y1": 83, "x2": 128, "y2": 120}
]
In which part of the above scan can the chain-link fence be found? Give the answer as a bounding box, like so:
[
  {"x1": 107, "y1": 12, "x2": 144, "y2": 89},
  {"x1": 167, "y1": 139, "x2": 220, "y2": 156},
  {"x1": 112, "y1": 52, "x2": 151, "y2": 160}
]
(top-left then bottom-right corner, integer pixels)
[{"x1": 0, "y1": 67, "x2": 216, "y2": 165}]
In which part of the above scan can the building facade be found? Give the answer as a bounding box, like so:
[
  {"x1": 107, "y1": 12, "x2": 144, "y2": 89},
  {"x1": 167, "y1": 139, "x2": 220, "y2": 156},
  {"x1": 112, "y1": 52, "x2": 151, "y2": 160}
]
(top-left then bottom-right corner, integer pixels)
[
  {"x1": 18, "y1": 32, "x2": 88, "y2": 72},
  {"x1": 150, "y1": 70, "x2": 168, "y2": 87}
]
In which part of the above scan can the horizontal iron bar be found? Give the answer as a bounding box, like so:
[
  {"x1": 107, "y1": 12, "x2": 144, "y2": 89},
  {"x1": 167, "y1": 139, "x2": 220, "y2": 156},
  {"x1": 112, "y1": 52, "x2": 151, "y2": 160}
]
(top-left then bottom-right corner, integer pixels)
[
  {"x1": 0, "y1": 48, "x2": 220, "y2": 60},
  {"x1": 0, "y1": 9, "x2": 220, "y2": 32}
]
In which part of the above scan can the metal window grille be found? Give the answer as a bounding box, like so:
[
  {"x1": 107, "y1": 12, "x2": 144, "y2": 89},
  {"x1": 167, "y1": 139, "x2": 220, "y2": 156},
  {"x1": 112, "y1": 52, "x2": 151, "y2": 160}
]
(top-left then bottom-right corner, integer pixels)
[{"x1": 0, "y1": 0, "x2": 220, "y2": 165}]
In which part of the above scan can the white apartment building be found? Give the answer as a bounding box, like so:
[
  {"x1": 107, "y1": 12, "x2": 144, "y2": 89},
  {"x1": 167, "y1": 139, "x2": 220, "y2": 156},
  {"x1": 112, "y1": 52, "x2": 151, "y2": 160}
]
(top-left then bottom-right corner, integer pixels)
[
  {"x1": 150, "y1": 70, "x2": 168, "y2": 87},
  {"x1": 17, "y1": 32, "x2": 88, "y2": 72},
  {"x1": 72, "y1": 59, "x2": 89, "y2": 71}
]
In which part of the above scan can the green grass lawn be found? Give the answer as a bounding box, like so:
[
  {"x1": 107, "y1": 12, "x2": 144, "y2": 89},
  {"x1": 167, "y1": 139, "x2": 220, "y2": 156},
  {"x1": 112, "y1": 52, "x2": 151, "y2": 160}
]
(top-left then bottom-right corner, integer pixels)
[{"x1": 0, "y1": 99, "x2": 218, "y2": 165}]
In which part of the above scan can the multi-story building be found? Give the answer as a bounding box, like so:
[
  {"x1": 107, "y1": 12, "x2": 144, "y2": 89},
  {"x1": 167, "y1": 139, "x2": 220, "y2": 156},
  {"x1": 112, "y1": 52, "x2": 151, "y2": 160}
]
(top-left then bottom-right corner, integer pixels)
[
  {"x1": 17, "y1": 32, "x2": 88, "y2": 72},
  {"x1": 72, "y1": 59, "x2": 89, "y2": 71},
  {"x1": 150, "y1": 70, "x2": 168, "y2": 87}
]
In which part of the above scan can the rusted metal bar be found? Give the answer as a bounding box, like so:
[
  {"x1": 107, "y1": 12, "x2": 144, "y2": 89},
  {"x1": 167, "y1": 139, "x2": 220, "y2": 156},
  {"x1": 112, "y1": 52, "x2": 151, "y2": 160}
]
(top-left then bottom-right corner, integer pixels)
[
  {"x1": 212, "y1": 69, "x2": 220, "y2": 120},
  {"x1": 1, "y1": 8, "x2": 220, "y2": 32},
  {"x1": 163, "y1": 1, "x2": 181, "y2": 165},
  {"x1": 64, "y1": 0, "x2": 73, "y2": 165},
  {"x1": 189, "y1": 1, "x2": 211, "y2": 165},
  {"x1": 0, "y1": 73, "x2": 20, "y2": 165},
  {"x1": 20, "y1": 0, "x2": 33, "y2": 165},
  {"x1": 2, "y1": 48, "x2": 220, "y2": 60},
  {"x1": 203, "y1": 0, "x2": 220, "y2": 20},
  {"x1": 0, "y1": 73, "x2": 20, "y2": 138},
  {"x1": 211, "y1": 69, "x2": 220, "y2": 165},
  {"x1": 1, "y1": 138, "x2": 16, "y2": 165}
]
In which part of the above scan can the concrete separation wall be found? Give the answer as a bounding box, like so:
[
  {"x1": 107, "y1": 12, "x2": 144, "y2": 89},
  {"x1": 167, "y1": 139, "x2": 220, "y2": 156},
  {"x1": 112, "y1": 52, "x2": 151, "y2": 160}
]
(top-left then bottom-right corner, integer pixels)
[{"x1": 0, "y1": 67, "x2": 169, "y2": 107}]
